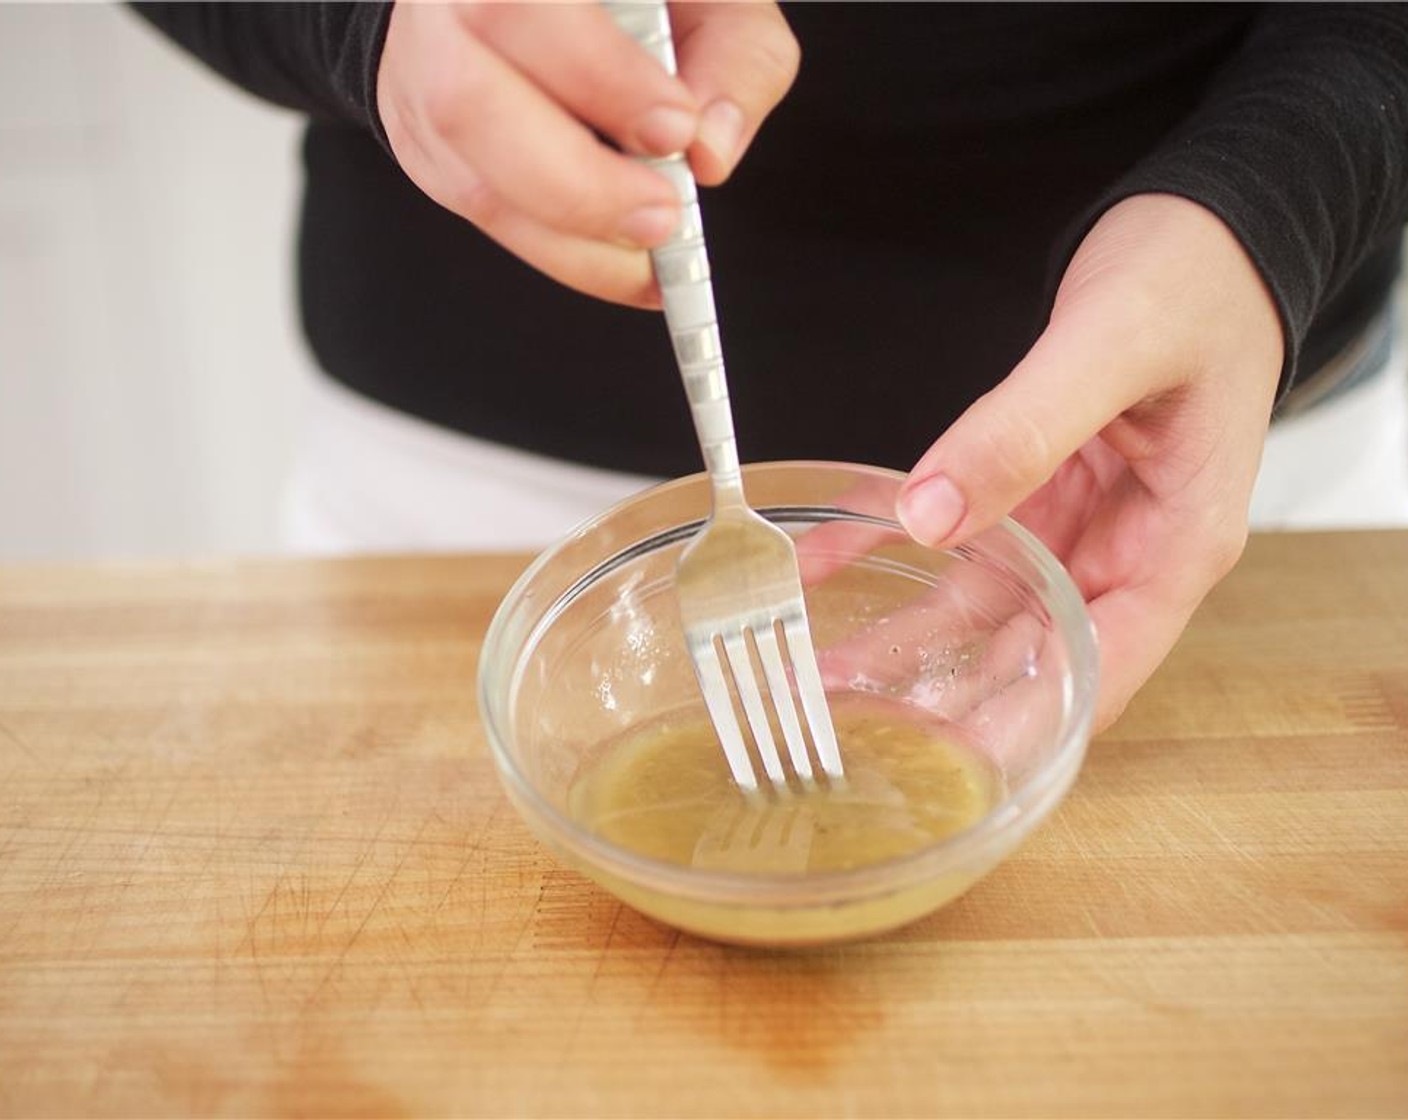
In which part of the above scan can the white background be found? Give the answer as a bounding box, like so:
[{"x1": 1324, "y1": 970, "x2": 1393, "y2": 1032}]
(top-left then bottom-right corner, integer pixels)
[
  {"x1": 2, "y1": 3, "x2": 1406, "y2": 561},
  {"x1": 0, "y1": 1, "x2": 309, "y2": 561}
]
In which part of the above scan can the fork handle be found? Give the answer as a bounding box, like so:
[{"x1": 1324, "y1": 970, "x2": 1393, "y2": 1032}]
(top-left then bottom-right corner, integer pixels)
[{"x1": 603, "y1": 1, "x2": 745, "y2": 507}]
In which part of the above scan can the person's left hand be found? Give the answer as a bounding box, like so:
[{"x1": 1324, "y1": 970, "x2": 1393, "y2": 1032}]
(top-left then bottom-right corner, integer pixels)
[{"x1": 895, "y1": 193, "x2": 1285, "y2": 731}]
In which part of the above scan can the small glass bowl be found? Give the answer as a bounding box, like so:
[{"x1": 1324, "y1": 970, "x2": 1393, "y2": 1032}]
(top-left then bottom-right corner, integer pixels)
[{"x1": 479, "y1": 462, "x2": 1097, "y2": 946}]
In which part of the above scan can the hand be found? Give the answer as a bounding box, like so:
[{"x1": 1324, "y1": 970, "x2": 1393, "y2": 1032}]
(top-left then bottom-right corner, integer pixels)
[
  {"x1": 896, "y1": 194, "x2": 1285, "y2": 731},
  {"x1": 376, "y1": 1, "x2": 799, "y2": 307}
]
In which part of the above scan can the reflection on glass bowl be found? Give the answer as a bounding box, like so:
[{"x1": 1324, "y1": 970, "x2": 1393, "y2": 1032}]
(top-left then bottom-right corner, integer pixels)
[{"x1": 479, "y1": 462, "x2": 1098, "y2": 946}]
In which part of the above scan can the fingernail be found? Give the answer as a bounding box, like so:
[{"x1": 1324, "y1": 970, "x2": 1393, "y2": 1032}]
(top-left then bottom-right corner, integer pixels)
[
  {"x1": 618, "y1": 203, "x2": 679, "y2": 248},
  {"x1": 635, "y1": 105, "x2": 697, "y2": 155},
  {"x1": 898, "y1": 474, "x2": 966, "y2": 546},
  {"x1": 697, "y1": 99, "x2": 745, "y2": 171}
]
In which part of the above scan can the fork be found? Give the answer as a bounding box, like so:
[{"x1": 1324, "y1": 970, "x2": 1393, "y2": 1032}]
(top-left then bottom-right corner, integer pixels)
[
  {"x1": 604, "y1": 0, "x2": 843, "y2": 792},
  {"x1": 692, "y1": 799, "x2": 816, "y2": 874}
]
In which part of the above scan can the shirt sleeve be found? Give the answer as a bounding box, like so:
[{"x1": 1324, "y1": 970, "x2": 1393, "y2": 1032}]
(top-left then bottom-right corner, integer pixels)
[
  {"x1": 1059, "y1": 2, "x2": 1408, "y2": 394},
  {"x1": 128, "y1": 2, "x2": 393, "y2": 146}
]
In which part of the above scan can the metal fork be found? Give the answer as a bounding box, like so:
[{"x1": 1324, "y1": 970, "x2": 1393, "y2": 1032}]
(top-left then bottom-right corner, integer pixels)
[
  {"x1": 692, "y1": 800, "x2": 816, "y2": 874},
  {"x1": 604, "y1": 0, "x2": 843, "y2": 791}
]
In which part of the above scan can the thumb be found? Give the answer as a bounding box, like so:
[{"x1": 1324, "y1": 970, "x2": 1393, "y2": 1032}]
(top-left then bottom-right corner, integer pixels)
[
  {"x1": 669, "y1": 3, "x2": 800, "y2": 185},
  {"x1": 897, "y1": 301, "x2": 1158, "y2": 548}
]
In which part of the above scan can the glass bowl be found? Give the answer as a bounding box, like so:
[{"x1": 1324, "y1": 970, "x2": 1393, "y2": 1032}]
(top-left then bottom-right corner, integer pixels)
[{"x1": 479, "y1": 462, "x2": 1098, "y2": 946}]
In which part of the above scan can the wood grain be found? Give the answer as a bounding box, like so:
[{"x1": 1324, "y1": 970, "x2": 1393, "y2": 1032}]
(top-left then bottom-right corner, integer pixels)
[{"x1": 0, "y1": 538, "x2": 1405, "y2": 1119}]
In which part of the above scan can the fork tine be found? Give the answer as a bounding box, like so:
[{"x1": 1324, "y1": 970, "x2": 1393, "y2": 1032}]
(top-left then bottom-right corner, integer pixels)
[
  {"x1": 694, "y1": 638, "x2": 759, "y2": 790},
  {"x1": 781, "y1": 613, "x2": 844, "y2": 779},
  {"x1": 604, "y1": 2, "x2": 848, "y2": 794},
  {"x1": 721, "y1": 628, "x2": 787, "y2": 786},
  {"x1": 753, "y1": 620, "x2": 815, "y2": 782},
  {"x1": 756, "y1": 806, "x2": 787, "y2": 849}
]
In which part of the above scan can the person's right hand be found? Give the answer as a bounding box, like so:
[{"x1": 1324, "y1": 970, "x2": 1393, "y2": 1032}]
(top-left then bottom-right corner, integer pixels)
[{"x1": 376, "y1": 2, "x2": 799, "y2": 308}]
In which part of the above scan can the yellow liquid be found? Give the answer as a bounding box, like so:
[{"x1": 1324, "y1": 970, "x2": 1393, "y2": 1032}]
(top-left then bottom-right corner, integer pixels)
[{"x1": 568, "y1": 693, "x2": 1001, "y2": 877}]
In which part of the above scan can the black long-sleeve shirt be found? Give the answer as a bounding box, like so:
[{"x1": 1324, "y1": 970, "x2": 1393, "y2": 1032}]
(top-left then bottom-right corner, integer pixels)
[{"x1": 132, "y1": 2, "x2": 1408, "y2": 477}]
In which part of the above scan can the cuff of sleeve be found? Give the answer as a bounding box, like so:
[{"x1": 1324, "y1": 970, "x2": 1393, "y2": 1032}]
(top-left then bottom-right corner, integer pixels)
[
  {"x1": 361, "y1": 1, "x2": 396, "y2": 153},
  {"x1": 1048, "y1": 170, "x2": 1302, "y2": 403},
  {"x1": 323, "y1": 0, "x2": 396, "y2": 154}
]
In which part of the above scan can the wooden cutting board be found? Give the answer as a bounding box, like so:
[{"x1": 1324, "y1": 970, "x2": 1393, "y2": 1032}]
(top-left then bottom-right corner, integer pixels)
[{"x1": 0, "y1": 535, "x2": 1405, "y2": 1118}]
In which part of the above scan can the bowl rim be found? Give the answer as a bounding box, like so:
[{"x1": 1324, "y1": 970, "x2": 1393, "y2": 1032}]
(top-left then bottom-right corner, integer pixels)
[{"x1": 478, "y1": 460, "x2": 1098, "y2": 907}]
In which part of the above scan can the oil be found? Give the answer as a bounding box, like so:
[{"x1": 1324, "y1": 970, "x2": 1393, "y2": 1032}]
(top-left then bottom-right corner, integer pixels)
[{"x1": 567, "y1": 693, "x2": 1001, "y2": 876}]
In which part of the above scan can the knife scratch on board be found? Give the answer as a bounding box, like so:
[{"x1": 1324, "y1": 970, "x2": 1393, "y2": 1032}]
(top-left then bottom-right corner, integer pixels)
[
  {"x1": 304, "y1": 815, "x2": 430, "y2": 1013},
  {"x1": 0, "y1": 720, "x2": 40, "y2": 765},
  {"x1": 1176, "y1": 796, "x2": 1264, "y2": 868}
]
